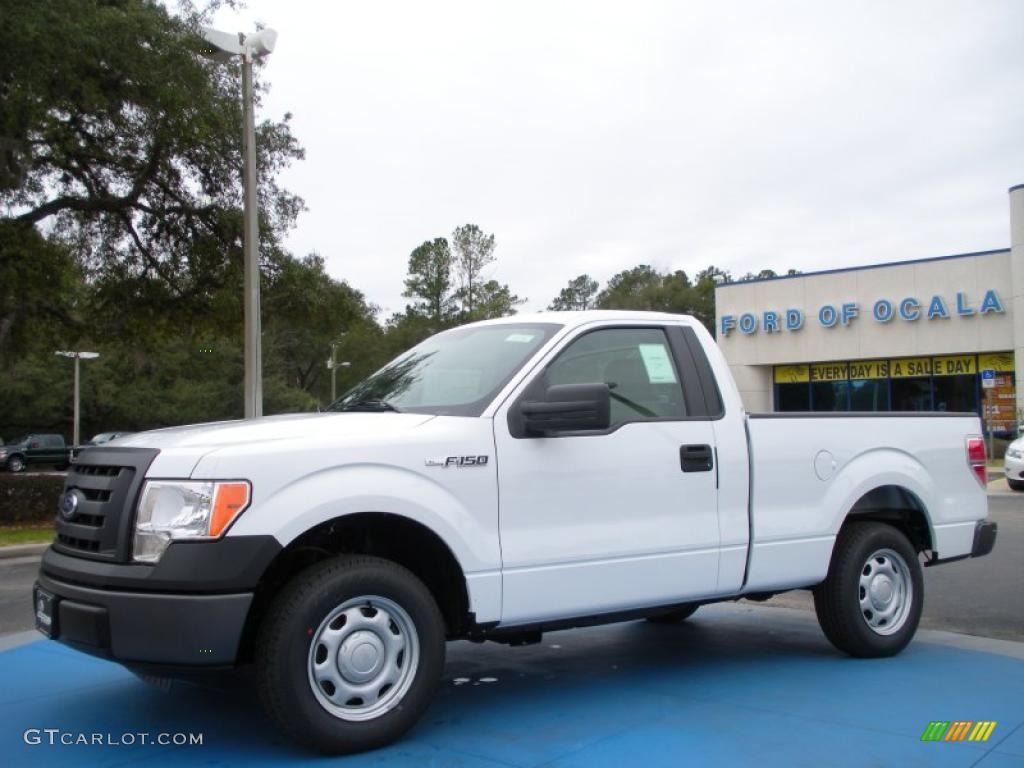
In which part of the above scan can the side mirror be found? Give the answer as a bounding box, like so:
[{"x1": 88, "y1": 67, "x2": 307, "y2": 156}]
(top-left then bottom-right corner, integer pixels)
[
  {"x1": 521, "y1": 383, "x2": 611, "y2": 436},
  {"x1": 29, "y1": 441, "x2": 40, "y2": 449}
]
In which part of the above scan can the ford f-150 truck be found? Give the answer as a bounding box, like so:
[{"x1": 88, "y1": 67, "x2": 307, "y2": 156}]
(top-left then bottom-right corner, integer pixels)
[{"x1": 33, "y1": 311, "x2": 997, "y2": 754}]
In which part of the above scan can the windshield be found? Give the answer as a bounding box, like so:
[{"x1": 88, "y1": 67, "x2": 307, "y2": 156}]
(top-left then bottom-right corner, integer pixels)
[
  {"x1": 9, "y1": 436, "x2": 28, "y2": 445},
  {"x1": 330, "y1": 323, "x2": 561, "y2": 416}
]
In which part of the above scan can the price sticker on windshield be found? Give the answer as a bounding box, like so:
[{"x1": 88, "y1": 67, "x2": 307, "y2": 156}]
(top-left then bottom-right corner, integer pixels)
[{"x1": 638, "y1": 344, "x2": 678, "y2": 384}]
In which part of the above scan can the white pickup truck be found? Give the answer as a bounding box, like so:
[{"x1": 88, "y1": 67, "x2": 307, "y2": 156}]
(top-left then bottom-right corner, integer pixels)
[{"x1": 35, "y1": 311, "x2": 996, "y2": 753}]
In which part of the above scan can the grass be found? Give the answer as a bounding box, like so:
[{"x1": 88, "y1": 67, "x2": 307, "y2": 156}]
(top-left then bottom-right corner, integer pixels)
[{"x1": 0, "y1": 525, "x2": 54, "y2": 547}]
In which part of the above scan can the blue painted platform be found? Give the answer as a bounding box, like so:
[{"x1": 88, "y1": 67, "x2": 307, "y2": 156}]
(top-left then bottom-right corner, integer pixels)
[{"x1": 1, "y1": 604, "x2": 1021, "y2": 767}]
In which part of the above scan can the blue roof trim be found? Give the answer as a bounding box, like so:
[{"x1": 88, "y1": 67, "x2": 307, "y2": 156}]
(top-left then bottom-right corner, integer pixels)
[
  {"x1": 1010, "y1": 183, "x2": 1024, "y2": 193},
  {"x1": 716, "y1": 247, "x2": 1010, "y2": 289}
]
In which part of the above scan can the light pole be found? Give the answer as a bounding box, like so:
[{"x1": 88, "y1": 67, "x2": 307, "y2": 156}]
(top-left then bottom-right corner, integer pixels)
[
  {"x1": 55, "y1": 351, "x2": 99, "y2": 446},
  {"x1": 199, "y1": 25, "x2": 278, "y2": 419}
]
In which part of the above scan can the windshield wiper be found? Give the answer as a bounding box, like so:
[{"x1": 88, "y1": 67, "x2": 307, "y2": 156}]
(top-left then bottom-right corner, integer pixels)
[{"x1": 338, "y1": 399, "x2": 403, "y2": 413}]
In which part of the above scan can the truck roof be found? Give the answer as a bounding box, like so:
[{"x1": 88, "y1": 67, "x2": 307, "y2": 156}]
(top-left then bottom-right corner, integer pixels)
[{"x1": 465, "y1": 310, "x2": 701, "y2": 330}]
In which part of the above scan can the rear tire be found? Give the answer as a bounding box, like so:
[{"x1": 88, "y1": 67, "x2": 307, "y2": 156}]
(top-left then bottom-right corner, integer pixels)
[
  {"x1": 255, "y1": 555, "x2": 446, "y2": 754},
  {"x1": 1007, "y1": 479, "x2": 1024, "y2": 491},
  {"x1": 646, "y1": 603, "x2": 700, "y2": 624},
  {"x1": 814, "y1": 522, "x2": 923, "y2": 658}
]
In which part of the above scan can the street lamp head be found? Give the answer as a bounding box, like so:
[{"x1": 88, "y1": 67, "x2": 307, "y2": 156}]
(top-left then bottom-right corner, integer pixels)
[
  {"x1": 199, "y1": 25, "x2": 277, "y2": 60},
  {"x1": 198, "y1": 25, "x2": 246, "y2": 60},
  {"x1": 79, "y1": 352, "x2": 100, "y2": 359},
  {"x1": 55, "y1": 350, "x2": 99, "y2": 359}
]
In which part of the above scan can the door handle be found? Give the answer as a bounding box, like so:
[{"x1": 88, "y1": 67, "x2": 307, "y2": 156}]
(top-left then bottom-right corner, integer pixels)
[{"x1": 680, "y1": 444, "x2": 714, "y2": 472}]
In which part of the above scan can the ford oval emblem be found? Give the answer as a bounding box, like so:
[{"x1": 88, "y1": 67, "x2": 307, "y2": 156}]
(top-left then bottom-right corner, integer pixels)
[{"x1": 59, "y1": 490, "x2": 80, "y2": 520}]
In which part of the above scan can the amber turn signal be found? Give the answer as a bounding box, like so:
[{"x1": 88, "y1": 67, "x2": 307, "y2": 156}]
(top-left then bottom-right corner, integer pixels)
[{"x1": 210, "y1": 482, "x2": 251, "y2": 537}]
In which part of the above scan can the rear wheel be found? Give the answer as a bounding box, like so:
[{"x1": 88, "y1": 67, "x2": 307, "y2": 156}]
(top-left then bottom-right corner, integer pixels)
[
  {"x1": 646, "y1": 603, "x2": 700, "y2": 624},
  {"x1": 814, "y1": 522, "x2": 923, "y2": 657},
  {"x1": 256, "y1": 555, "x2": 446, "y2": 754},
  {"x1": 1007, "y1": 479, "x2": 1024, "y2": 491}
]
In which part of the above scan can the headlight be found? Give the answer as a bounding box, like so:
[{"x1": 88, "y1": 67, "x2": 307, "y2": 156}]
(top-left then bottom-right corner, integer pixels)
[
  {"x1": 133, "y1": 480, "x2": 251, "y2": 563},
  {"x1": 1007, "y1": 448, "x2": 1023, "y2": 459},
  {"x1": 0, "y1": 449, "x2": 6, "y2": 460}
]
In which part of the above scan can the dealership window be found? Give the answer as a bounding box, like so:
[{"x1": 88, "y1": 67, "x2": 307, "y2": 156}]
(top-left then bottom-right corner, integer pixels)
[
  {"x1": 811, "y1": 381, "x2": 850, "y2": 411},
  {"x1": 850, "y1": 379, "x2": 890, "y2": 410},
  {"x1": 774, "y1": 352, "x2": 1015, "y2": 418},
  {"x1": 809, "y1": 362, "x2": 850, "y2": 411},
  {"x1": 890, "y1": 378, "x2": 932, "y2": 411},
  {"x1": 776, "y1": 383, "x2": 810, "y2": 411},
  {"x1": 933, "y1": 375, "x2": 977, "y2": 413}
]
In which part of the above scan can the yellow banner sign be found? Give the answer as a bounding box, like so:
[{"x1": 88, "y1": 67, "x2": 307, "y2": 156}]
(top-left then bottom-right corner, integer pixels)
[
  {"x1": 979, "y1": 352, "x2": 1014, "y2": 372},
  {"x1": 776, "y1": 352, "x2": 1013, "y2": 383},
  {"x1": 810, "y1": 363, "x2": 849, "y2": 382},
  {"x1": 774, "y1": 365, "x2": 809, "y2": 384},
  {"x1": 848, "y1": 360, "x2": 889, "y2": 380},
  {"x1": 889, "y1": 357, "x2": 933, "y2": 378},
  {"x1": 932, "y1": 355, "x2": 976, "y2": 376}
]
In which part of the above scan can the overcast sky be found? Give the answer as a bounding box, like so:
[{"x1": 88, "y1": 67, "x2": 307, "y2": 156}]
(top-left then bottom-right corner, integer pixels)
[{"x1": 211, "y1": 1, "x2": 1024, "y2": 315}]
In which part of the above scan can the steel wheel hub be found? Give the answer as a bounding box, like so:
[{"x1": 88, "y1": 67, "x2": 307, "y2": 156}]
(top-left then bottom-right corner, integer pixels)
[
  {"x1": 307, "y1": 596, "x2": 420, "y2": 722},
  {"x1": 858, "y1": 548, "x2": 913, "y2": 636},
  {"x1": 339, "y1": 630, "x2": 385, "y2": 683}
]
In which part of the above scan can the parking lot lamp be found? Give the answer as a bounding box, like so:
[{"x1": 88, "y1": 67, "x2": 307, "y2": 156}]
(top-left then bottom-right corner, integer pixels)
[
  {"x1": 55, "y1": 351, "x2": 100, "y2": 446},
  {"x1": 198, "y1": 25, "x2": 278, "y2": 419}
]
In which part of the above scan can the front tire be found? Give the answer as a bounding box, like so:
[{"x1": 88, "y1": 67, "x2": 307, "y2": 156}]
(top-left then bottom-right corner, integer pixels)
[
  {"x1": 256, "y1": 555, "x2": 446, "y2": 754},
  {"x1": 1007, "y1": 479, "x2": 1024, "y2": 491},
  {"x1": 6, "y1": 455, "x2": 25, "y2": 473},
  {"x1": 814, "y1": 522, "x2": 923, "y2": 658}
]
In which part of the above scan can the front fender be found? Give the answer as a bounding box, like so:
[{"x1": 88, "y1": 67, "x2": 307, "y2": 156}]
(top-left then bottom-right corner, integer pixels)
[{"x1": 227, "y1": 463, "x2": 500, "y2": 575}]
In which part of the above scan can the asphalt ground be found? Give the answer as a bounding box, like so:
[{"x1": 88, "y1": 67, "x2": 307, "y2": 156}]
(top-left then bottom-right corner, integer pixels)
[
  {"x1": 0, "y1": 604, "x2": 1021, "y2": 767},
  {"x1": 0, "y1": 482, "x2": 1020, "y2": 766}
]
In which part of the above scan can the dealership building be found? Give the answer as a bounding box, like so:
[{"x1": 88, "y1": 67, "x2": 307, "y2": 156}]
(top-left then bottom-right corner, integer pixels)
[{"x1": 714, "y1": 184, "x2": 1024, "y2": 433}]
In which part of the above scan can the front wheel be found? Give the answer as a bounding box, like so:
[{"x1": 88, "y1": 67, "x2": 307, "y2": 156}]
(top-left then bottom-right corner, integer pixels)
[
  {"x1": 1007, "y1": 479, "x2": 1024, "y2": 491},
  {"x1": 814, "y1": 522, "x2": 923, "y2": 658},
  {"x1": 256, "y1": 555, "x2": 446, "y2": 754},
  {"x1": 6, "y1": 455, "x2": 25, "y2": 473}
]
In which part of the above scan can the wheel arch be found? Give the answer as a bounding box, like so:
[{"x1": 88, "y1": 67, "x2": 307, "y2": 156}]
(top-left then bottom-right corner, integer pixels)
[
  {"x1": 841, "y1": 484, "x2": 934, "y2": 554},
  {"x1": 237, "y1": 512, "x2": 473, "y2": 662}
]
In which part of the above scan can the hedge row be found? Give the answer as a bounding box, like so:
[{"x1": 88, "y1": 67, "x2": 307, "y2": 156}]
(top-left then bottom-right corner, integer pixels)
[{"x1": 0, "y1": 474, "x2": 65, "y2": 525}]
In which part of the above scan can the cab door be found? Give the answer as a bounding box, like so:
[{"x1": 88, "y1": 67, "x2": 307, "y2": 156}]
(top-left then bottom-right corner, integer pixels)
[{"x1": 494, "y1": 324, "x2": 721, "y2": 625}]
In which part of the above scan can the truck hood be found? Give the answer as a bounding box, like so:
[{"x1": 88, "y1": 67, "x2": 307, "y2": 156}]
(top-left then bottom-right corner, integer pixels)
[{"x1": 114, "y1": 412, "x2": 437, "y2": 451}]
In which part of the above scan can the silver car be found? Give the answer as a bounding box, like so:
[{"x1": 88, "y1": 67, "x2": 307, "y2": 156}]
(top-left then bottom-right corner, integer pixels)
[{"x1": 1003, "y1": 438, "x2": 1024, "y2": 491}]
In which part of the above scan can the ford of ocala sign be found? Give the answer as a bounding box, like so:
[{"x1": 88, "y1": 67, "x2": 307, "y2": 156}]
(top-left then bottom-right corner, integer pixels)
[{"x1": 719, "y1": 290, "x2": 1004, "y2": 337}]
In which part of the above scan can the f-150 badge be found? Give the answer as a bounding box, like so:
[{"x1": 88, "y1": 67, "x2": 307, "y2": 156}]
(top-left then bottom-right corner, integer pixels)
[{"x1": 425, "y1": 455, "x2": 489, "y2": 467}]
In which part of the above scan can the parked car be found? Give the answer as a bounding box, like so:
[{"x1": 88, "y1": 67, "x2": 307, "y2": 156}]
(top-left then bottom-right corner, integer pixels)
[
  {"x1": 34, "y1": 311, "x2": 996, "y2": 754},
  {"x1": 1003, "y1": 437, "x2": 1024, "y2": 490},
  {"x1": 0, "y1": 434, "x2": 71, "y2": 472}
]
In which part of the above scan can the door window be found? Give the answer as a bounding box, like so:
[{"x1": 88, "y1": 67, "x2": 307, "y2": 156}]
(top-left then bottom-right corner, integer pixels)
[{"x1": 545, "y1": 328, "x2": 688, "y2": 427}]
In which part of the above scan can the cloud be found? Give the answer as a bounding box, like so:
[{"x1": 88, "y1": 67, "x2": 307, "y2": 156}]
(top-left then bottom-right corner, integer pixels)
[{"x1": 214, "y1": 0, "x2": 1024, "y2": 313}]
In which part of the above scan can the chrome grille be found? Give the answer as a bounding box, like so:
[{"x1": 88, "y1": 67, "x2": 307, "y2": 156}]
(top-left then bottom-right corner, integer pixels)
[{"x1": 53, "y1": 447, "x2": 159, "y2": 562}]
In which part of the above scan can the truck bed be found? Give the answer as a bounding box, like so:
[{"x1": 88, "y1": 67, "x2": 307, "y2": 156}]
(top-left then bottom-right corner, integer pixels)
[{"x1": 742, "y1": 411, "x2": 987, "y2": 592}]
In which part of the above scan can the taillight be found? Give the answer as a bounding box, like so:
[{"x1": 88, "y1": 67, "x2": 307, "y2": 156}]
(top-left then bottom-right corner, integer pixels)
[{"x1": 966, "y1": 436, "x2": 987, "y2": 487}]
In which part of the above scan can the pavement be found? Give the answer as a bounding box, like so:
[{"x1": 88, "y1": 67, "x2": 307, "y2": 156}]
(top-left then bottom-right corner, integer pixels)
[
  {"x1": 0, "y1": 603, "x2": 1021, "y2": 767},
  {"x1": 0, "y1": 480, "x2": 1020, "y2": 766}
]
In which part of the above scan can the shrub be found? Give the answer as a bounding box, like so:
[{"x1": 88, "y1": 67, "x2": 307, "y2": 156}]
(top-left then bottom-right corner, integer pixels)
[{"x1": 0, "y1": 473, "x2": 64, "y2": 526}]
